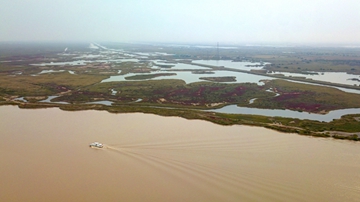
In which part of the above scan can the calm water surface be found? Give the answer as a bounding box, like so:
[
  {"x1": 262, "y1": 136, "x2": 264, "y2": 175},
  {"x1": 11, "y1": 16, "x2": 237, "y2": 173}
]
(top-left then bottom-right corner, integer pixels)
[
  {"x1": 270, "y1": 71, "x2": 360, "y2": 86},
  {"x1": 193, "y1": 60, "x2": 266, "y2": 71},
  {"x1": 101, "y1": 70, "x2": 272, "y2": 85},
  {"x1": 208, "y1": 105, "x2": 360, "y2": 122},
  {"x1": 1, "y1": 106, "x2": 360, "y2": 202}
]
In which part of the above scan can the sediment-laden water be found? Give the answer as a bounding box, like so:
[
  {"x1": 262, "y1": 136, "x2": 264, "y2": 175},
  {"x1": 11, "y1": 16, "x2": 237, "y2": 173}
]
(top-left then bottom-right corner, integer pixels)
[{"x1": 1, "y1": 106, "x2": 360, "y2": 202}]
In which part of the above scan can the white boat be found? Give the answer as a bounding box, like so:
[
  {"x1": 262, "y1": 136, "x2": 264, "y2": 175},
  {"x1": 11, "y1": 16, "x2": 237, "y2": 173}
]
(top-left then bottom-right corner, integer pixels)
[{"x1": 89, "y1": 142, "x2": 103, "y2": 148}]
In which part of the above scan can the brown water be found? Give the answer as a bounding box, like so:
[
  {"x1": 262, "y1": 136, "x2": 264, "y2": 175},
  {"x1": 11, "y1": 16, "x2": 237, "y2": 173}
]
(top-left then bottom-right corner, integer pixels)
[{"x1": 1, "y1": 106, "x2": 360, "y2": 202}]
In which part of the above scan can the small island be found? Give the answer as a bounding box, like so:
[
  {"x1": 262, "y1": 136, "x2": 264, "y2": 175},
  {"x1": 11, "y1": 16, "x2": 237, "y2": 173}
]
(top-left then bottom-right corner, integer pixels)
[
  {"x1": 192, "y1": 71, "x2": 215, "y2": 74},
  {"x1": 154, "y1": 64, "x2": 175, "y2": 68},
  {"x1": 125, "y1": 73, "x2": 176, "y2": 80},
  {"x1": 199, "y1": 76, "x2": 236, "y2": 82},
  {"x1": 348, "y1": 78, "x2": 360, "y2": 82}
]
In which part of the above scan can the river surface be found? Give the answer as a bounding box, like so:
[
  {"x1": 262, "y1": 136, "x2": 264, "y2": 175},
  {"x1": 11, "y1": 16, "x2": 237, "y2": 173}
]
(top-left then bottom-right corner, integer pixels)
[
  {"x1": 1, "y1": 106, "x2": 360, "y2": 202},
  {"x1": 207, "y1": 105, "x2": 360, "y2": 122}
]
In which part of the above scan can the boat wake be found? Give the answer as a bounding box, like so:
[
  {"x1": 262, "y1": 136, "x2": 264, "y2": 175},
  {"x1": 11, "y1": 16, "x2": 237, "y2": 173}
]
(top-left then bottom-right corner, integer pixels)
[{"x1": 103, "y1": 140, "x2": 302, "y2": 201}]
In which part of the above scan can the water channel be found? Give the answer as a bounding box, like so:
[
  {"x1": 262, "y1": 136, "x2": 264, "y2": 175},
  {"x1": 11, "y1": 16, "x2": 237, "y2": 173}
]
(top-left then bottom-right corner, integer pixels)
[{"x1": 207, "y1": 105, "x2": 360, "y2": 122}]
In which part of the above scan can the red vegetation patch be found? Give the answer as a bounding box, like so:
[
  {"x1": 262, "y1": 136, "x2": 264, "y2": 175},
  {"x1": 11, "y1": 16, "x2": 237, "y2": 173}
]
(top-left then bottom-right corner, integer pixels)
[
  {"x1": 151, "y1": 86, "x2": 229, "y2": 105},
  {"x1": 271, "y1": 91, "x2": 338, "y2": 112}
]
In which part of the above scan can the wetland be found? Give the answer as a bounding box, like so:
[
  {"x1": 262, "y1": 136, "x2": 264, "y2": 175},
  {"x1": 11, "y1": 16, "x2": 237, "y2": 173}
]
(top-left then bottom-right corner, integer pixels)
[{"x1": 1, "y1": 42, "x2": 360, "y2": 139}]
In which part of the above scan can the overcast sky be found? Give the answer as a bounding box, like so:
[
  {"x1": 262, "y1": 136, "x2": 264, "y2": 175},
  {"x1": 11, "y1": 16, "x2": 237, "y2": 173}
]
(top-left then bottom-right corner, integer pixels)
[{"x1": 1, "y1": 0, "x2": 359, "y2": 45}]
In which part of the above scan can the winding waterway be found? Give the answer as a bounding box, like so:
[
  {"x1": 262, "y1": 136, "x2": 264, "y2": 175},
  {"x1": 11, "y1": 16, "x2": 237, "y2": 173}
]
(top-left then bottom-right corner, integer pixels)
[
  {"x1": 207, "y1": 105, "x2": 360, "y2": 122},
  {"x1": 1, "y1": 106, "x2": 360, "y2": 202}
]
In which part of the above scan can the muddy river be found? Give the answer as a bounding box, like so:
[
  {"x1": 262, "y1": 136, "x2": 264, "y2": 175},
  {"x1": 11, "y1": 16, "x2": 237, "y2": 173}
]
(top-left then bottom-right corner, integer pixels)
[{"x1": 1, "y1": 106, "x2": 360, "y2": 201}]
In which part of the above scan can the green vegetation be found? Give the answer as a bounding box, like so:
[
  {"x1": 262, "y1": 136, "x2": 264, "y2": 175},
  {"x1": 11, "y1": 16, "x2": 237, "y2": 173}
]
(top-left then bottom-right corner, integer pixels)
[
  {"x1": 252, "y1": 79, "x2": 360, "y2": 113},
  {"x1": 79, "y1": 80, "x2": 273, "y2": 107},
  {"x1": 0, "y1": 72, "x2": 107, "y2": 96}
]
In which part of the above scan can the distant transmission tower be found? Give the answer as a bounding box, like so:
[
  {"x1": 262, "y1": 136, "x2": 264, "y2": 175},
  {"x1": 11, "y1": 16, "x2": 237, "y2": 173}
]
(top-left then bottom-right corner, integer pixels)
[{"x1": 217, "y1": 42, "x2": 220, "y2": 60}]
